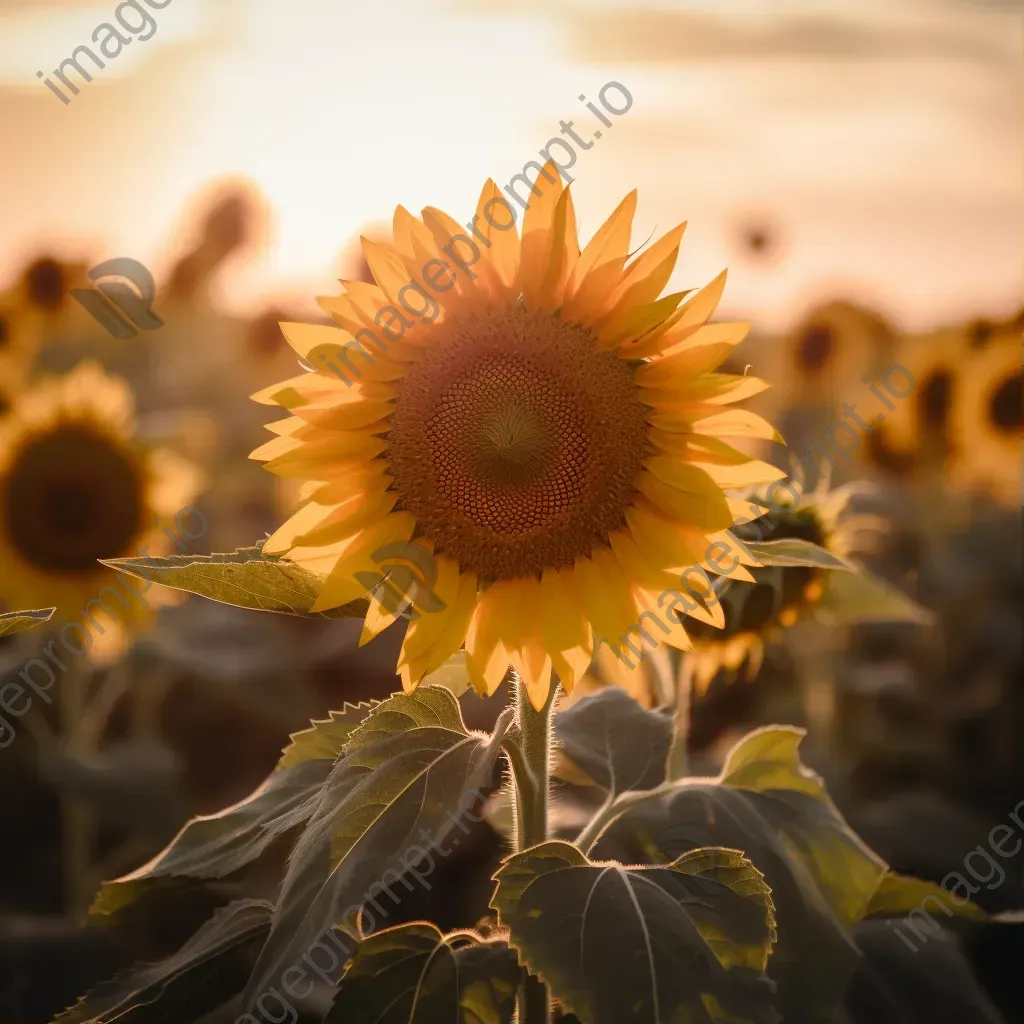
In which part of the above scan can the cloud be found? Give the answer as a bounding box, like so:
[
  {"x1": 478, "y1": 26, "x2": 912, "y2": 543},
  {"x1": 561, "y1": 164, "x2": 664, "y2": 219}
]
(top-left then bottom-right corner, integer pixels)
[{"x1": 566, "y1": 9, "x2": 1017, "y2": 67}]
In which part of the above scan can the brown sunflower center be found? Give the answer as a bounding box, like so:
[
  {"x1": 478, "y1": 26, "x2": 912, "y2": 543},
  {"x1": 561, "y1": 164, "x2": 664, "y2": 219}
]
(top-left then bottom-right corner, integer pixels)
[
  {"x1": 386, "y1": 306, "x2": 650, "y2": 580},
  {"x1": 2, "y1": 427, "x2": 144, "y2": 573}
]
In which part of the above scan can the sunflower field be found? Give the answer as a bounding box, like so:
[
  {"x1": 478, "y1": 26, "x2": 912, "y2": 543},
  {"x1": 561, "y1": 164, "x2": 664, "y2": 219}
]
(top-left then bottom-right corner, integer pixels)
[{"x1": 1, "y1": 4, "x2": 1021, "y2": 1022}]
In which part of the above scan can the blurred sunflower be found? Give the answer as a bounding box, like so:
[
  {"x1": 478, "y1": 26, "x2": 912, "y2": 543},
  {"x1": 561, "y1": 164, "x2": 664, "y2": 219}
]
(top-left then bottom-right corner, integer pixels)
[
  {"x1": 680, "y1": 473, "x2": 881, "y2": 696},
  {"x1": 253, "y1": 164, "x2": 783, "y2": 707},
  {"x1": 0, "y1": 280, "x2": 41, "y2": 389},
  {"x1": 862, "y1": 324, "x2": 961, "y2": 479},
  {"x1": 788, "y1": 301, "x2": 896, "y2": 400},
  {"x1": 0, "y1": 362, "x2": 204, "y2": 660},
  {"x1": 950, "y1": 309, "x2": 1023, "y2": 506}
]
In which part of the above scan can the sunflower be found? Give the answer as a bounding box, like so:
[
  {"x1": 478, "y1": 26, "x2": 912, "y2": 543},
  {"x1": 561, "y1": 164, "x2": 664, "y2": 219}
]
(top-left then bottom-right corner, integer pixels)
[
  {"x1": 0, "y1": 362, "x2": 203, "y2": 660},
  {"x1": 949, "y1": 309, "x2": 1022, "y2": 506},
  {"x1": 253, "y1": 163, "x2": 783, "y2": 708},
  {"x1": 681, "y1": 472, "x2": 879, "y2": 695},
  {"x1": 861, "y1": 323, "x2": 962, "y2": 479},
  {"x1": 787, "y1": 301, "x2": 896, "y2": 400}
]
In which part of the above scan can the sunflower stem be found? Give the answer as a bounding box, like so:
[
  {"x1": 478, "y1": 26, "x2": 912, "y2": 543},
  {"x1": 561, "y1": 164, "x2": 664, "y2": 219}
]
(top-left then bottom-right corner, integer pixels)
[
  {"x1": 512, "y1": 674, "x2": 556, "y2": 849},
  {"x1": 667, "y1": 664, "x2": 692, "y2": 780},
  {"x1": 509, "y1": 672, "x2": 558, "y2": 1024}
]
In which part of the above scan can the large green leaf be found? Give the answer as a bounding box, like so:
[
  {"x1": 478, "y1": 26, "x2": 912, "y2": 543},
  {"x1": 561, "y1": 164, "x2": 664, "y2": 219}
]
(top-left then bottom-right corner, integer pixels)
[
  {"x1": 0, "y1": 607, "x2": 55, "y2": 639},
  {"x1": 554, "y1": 688, "x2": 674, "y2": 796},
  {"x1": 594, "y1": 725, "x2": 888, "y2": 1023},
  {"x1": 278, "y1": 701, "x2": 378, "y2": 769},
  {"x1": 492, "y1": 840, "x2": 778, "y2": 1024},
  {"x1": 55, "y1": 899, "x2": 272, "y2": 1023},
  {"x1": 816, "y1": 568, "x2": 933, "y2": 625},
  {"x1": 92, "y1": 702, "x2": 376, "y2": 916},
  {"x1": 325, "y1": 923, "x2": 519, "y2": 1023},
  {"x1": 864, "y1": 870, "x2": 988, "y2": 922},
  {"x1": 101, "y1": 544, "x2": 369, "y2": 619},
  {"x1": 743, "y1": 539, "x2": 853, "y2": 571},
  {"x1": 241, "y1": 686, "x2": 511, "y2": 1012}
]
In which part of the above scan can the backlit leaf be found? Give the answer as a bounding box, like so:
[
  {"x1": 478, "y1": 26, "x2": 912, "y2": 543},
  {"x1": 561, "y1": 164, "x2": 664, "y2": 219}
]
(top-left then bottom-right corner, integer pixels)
[
  {"x1": 278, "y1": 701, "x2": 378, "y2": 769},
  {"x1": 325, "y1": 923, "x2": 519, "y2": 1023},
  {"x1": 101, "y1": 544, "x2": 369, "y2": 619},
  {"x1": 595, "y1": 726, "x2": 888, "y2": 1023},
  {"x1": 92, "y1": 703, "x2": 376, "y2": 917},
  {"x1": 56, "y1": 899, "x2": 272, "y2": 1023},
  {"x1": 743, "y1": 539, "x2": 853, "y2": 571},
  {"x1": 865, "y1": 871, "x2": 988, "y2": 922},
  {"x1": 0, "y1": 607, "x2": 55, "y2": 639},
  {"x1": 492, "y1": 840, "x2": 778, "y2": 1024},
  {"x1": 241, "y1": 687, "x2": 511, "y2": 1012},
  {"x1": 554, "y1": 688, "x2": 674, "y2": 796},
  {"x1": 817, "y1": 568, "x2": 934, "y2": 625}
]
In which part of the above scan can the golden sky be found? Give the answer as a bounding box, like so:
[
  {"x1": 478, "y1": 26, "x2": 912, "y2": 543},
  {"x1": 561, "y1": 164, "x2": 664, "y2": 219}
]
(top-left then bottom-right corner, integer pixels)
[{"x1": 1, "y1": 0, "x2": 1020, "y2": 330}]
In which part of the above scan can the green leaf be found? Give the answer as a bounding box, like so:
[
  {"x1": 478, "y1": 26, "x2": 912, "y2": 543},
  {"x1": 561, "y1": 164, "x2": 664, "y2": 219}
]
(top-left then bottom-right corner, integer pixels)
[
  {"x1": 325, "y1": 923, "x2": 519, "y2": 1023},
  {"x1": 241, "y1": 686, "x2": 512, "y2": 1012},
  {"x1": 55, "y1": 899, "x2": 272, "y2": 1023},
  {"x1": 865, "y1": 870, "x2": 988, "y2": 922},
  {"x1": 718, "y1": 724, "x2": 825, "y2": 798},
  {"x1": 595, "y1": 725, "x2": 888, "y2": 1023},
  {"x1": 491, "y1": 840, "x2": 778, "y2": 1024},
  {"x1": 420, "y1": 650, "x2": 472, "y2": 698},
  {"x1": 278, "y1": 701, "x2": 378, "y2": 769},
  {"x1": 92, "y1": 703, "x2": 376, "y2": 917},
  {"x1": 100, "y1": 544, "x2": 369, "y2": 619},
  {"x1": 554, "y1": 688, "x2": 674, "y2": 796},
  {"x1": 816, "y1": 568, "x2": 934, "y2": 625},
  {"x1": 0, "y1": 607, "x2": 55, "y2": 639},
  {"x1": 744, "y1": 539, "x2": 853, "y2": 571}
]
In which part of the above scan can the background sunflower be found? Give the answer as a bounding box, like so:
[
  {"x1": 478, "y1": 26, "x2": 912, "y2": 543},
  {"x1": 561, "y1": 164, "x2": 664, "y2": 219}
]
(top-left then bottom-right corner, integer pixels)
[{"x1": 0, "y1": 361, "x2": 203, "y2": 660}]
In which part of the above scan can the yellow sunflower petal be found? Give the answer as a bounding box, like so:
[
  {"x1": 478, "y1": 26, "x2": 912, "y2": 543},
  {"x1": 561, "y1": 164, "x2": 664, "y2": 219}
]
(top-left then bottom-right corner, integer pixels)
[
  {"x1": 634, "y1": 468, "x2": 734, "y2": 531},
  {"x1": 465, "y1": 581, "x2": 515, "y2": 696},
  {"x1": 471, "y1": 178, "x2": 520, "y2": 300},
  {"x1": 308, "y1": 512, "x2": 416, "y2": 612},
  {"x1": 397, "y1": 554, "x2": 462, "y2": 665},
  {"x1": 603, "y1": 222, "x2": 687, "y2": 322},
  {"x1": 574, "y1": 546, "x2": 640, "y2": 650},
  {"x1": 620, "y1": 270, "x2": 728, "y2": 359},
  {"x1": 597, "y1": 291, "x2": 688, "y2": 350},
  {"x1": 539, "y1": 567, "x2": 593, "y2": 694},
  {"x1": 421, "y1": 206, "x2": 493, "y2": 316},
  {"x1": 262, "y1": 433, "x2": 388, "y2": 477},
  {"x1": 401, "y1": 567, "x2": 480, "y2": 685},
  {"x1": 561, "y1": 190, "x2": 637, "y2": 324}
]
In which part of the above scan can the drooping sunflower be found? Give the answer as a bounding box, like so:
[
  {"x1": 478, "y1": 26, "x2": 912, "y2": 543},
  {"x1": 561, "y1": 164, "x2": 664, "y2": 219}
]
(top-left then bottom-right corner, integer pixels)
[
  {"x1": 680, "y1": 472, "x2": 881, "y2": 695},
  {"x1": 253, "y1": 164, "x2": 783, "y2": 708},
  {"x1": 0, "y1": 362, "x2": 204, "y2": 659}
]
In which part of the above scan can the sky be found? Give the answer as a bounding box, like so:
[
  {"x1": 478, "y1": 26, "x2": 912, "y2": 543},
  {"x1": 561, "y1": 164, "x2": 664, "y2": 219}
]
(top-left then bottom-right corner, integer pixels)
[{"x1": 0, "y1": 0, "x2": 1020, "y2": 331}]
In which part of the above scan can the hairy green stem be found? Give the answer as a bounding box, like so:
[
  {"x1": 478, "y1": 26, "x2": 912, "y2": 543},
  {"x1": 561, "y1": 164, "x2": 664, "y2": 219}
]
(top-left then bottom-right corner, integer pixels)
[
  {"x1": 507, "y1": 673, "x2": 559, "y2": 1024},
  {"x1": 666, "y1": 663, "x2": 692, "y2": 780},
  {"x1": 576, "y1": 783, "x2": 673, "y2": 855}
]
